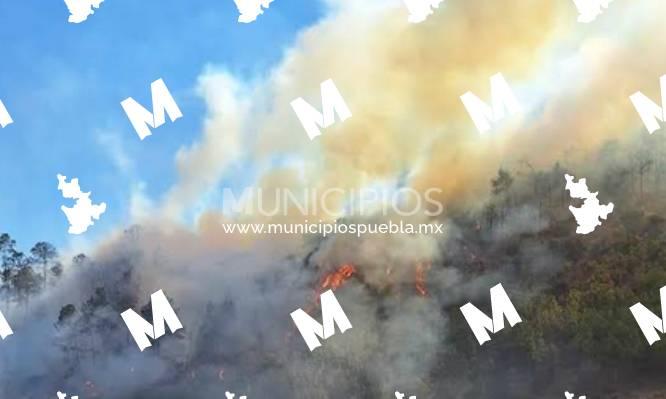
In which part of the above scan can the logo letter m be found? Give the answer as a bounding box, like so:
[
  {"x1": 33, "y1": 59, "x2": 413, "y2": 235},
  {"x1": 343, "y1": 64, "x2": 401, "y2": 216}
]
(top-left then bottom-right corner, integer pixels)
[
  {"x1": 121, "y1": 289, "x2": 184, "y2": 351},
  {"x1": 630, "y1": 75, "x2": 666, "y2": 134},
  {"x1": 630, "y1": 285, "x2": 666, "y2": 345},
  {"x1": 0, "y1": 310, "x2": 12, "y2": 340},
  {"x1": 290, "y1": 289, "x2": 352, "y2": 351},
  {"x1": 290, "y1": 78, "x2": 352, "y2": 140},
  {"x1": 460, "y1": 73, "x2": 521, "y2": 134},
  {"x1": 0, "y1": 100, "x2": 13, "y2": 128},
  {"x1": 460, "y1": 283, "x2": 522, "y2": 345},
  {"x1": 121, "y1": 78, "x2": 183, "y2": 140}
]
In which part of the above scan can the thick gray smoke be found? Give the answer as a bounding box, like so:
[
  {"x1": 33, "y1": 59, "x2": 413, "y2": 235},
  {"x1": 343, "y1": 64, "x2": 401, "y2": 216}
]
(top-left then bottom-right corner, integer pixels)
[
  {"x1": 0, "y1": 197, "x2": 571, "y2": 399},
  {"x1": 6, "y1": 129, "x2": 658, "y2": 397}
]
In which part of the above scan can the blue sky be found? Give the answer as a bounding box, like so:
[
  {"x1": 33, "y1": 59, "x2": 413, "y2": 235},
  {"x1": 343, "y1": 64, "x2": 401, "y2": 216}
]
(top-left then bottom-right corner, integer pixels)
[{"x1": 0, "y1": 0, "x2": 323, "y2": 250}]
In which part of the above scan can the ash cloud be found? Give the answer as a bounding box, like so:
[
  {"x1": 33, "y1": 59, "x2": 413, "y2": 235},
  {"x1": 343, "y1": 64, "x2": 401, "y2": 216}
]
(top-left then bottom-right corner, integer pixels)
[{"x1": 0, "y1": 195, "x2": 571, "y2": 399}]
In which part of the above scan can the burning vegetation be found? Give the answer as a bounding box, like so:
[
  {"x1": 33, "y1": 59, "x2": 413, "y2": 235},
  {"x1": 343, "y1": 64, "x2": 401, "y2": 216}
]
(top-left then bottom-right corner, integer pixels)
[
  {"x1": 318, "y1": 263, "x2": 356, "y2": 293},
  {"x1": 3, "y1": 138, "x2": 666, "y2": 398}
]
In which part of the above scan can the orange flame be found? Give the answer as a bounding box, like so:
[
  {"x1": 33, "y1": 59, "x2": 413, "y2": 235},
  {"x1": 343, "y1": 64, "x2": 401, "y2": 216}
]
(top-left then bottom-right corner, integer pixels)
[
  {"x1": 310, "y1": 264, "x2": 357, "y2": 307},
  {"x1": 320, "y1": 263, "x2": 356, "y2": 291},
  {"x1": 314, "y1": 262, "x2": 431, "y2": 301}
]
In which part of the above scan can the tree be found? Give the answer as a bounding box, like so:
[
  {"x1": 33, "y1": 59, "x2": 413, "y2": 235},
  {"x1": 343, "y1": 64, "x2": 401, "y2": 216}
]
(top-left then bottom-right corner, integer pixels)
[
  {"x1": 57, "y1": 304, "x2": 76, "y2": 326},
  {"x1": 484, "y1": 203, "x2": 497, "y2": 230},
  {"x1": 5, "y1": 249, "x2": 34, "y2": 306},
  {"x1": 72, "y1": 253, "x2": 87, "y2": 266},
  {"x1": 491, "y1": 168, "x2": 514, "y2": 196},
  {"x1": 0, "y1": 235, "x2": 65, "y2": 309},
  {"x1": 490, "y1": 168, "x2": 514, "y2": 224},
  {"x1": 11, "y1": 265, "x2": 39, "y2": 306},
  {"x1": 0, "y1": 234, "x2": 16, "y2": 304},
  {"x1": 51, "y1": 262, "x2": 64, "y2": 280},
  {"x1": 517, "y1": 159, "x2": 548, "y2": 217},
  {"x1": 30, "y1": 242, "x2": 57, "y2": 289},
  {"x1": 0, "y1": 234, "x2": 14, "y2": 254},
  {"x1": 632, "y1": 148, "x2": 654, "y2": 204},
  {"x1": 550, "y1": 162, "x2": 566, "y2": 207}
]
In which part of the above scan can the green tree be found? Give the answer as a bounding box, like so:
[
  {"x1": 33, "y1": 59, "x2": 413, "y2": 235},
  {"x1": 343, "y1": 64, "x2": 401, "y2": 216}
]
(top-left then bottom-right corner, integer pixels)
[
  {"x1": 490, "y1": 168, "x2": 514, "y2": 224},
  {"x1": 11, "y1": 265, "x2": 39, "y2": 306},
  {"x1": 0, "y1": 234, "x2": 16, "y2": 298},
  {"x1": 30, "y1": 241, "x2": 57, "y2": 288},
  {"x1": 491, "y1": 168, "x2": 514, "y2": 196}
]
